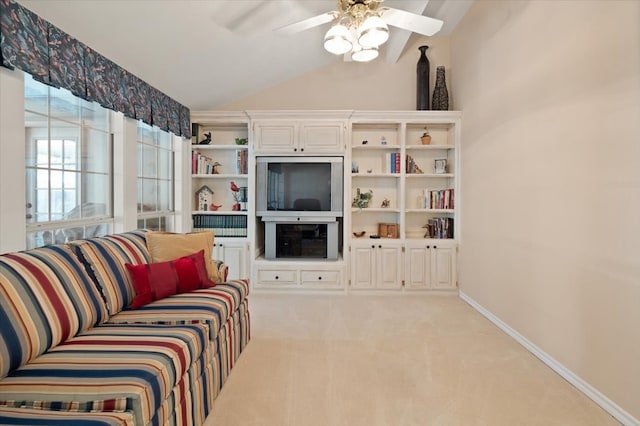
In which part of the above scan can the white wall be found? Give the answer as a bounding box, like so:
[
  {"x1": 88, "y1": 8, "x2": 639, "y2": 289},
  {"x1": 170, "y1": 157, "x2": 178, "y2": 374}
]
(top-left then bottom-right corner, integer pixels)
[
  {"x1": 451, "y1": 0, "x2": 640, "y2": 422},
  {"x1": 217, "y1": 36, "x2": 451, "y2": 111}
]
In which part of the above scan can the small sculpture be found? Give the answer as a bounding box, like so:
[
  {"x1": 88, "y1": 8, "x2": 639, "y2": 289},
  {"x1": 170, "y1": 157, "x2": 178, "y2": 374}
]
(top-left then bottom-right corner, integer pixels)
[
  {"x1": 230, "y1": 181, "x2": 241, "y2": 210},
  {"x1": 380, "y1": 136, "x2": 387, "y2": 145},
  {"x1": 381, "y1": 198, "x2": 390, "y2": 208},
  {"x1": 211, "y1": 161, "x2": 222, "y2": 174},
  {"x1": 209, "y1": 203, "x2": 222, "y2": 211},
  {"x1": 352, "y1": 188, "x2": 373, "y2": 209},
  {"x1": 198, "y1": 132, "x2": 212, "y2": 145}
]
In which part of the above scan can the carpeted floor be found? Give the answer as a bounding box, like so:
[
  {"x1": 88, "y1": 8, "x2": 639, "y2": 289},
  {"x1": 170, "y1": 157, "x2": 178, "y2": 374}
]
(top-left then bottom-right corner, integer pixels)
[{"x1": 205, "y1": 293, "x2": 619, "y2": 426}]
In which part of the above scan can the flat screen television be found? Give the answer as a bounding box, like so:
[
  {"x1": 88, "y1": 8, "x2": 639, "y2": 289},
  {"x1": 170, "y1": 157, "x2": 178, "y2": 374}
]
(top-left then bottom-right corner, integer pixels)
[{"x1": 256, "y1": 156, "x2": 343, "y2": 218}]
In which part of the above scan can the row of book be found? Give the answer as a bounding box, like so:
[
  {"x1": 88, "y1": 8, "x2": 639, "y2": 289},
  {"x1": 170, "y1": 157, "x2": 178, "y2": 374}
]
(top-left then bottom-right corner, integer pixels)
[
  {"x1": 191, "y1": 150, "x2": 248, "y2": 175},
  {"x1": 384, "y1": 152, "x2": 401, "y2": 174},
  {"x1": 192, "y1": 214, "x2": 247, "y2": 237},
  {"x1": 422, "y1": 188, "x2": 454, "y2": 210},
  {"x1": 423, "y1": 217, "x2": 454, "y2": 239},
  {"x1": 406, "y1": 155, "x2": 423, "y2": 174}
]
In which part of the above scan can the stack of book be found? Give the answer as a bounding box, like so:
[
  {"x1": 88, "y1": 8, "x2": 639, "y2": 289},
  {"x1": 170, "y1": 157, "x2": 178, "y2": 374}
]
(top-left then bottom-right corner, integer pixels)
[
  {"x1": 236, "y1": 150, "x2": 248, "y2": 174},
  {"x1": 405, "y1": 155, "x2": 424, "y2": 174},
  {"x1": 192, "y1": 151, "x2": 217, "y2": 175},
  {"x1": 192, "y1": 214, "x2": 247, "y2": 237},
  {"x1": 385, "y1": 152, "x2": 401, "y2": 174},
  {"x1": 423, "y1": 217, "x2": 454, "y2": 239},
  {"x1": 422, "y1": 188, "x2": 454, "y2": 209}
]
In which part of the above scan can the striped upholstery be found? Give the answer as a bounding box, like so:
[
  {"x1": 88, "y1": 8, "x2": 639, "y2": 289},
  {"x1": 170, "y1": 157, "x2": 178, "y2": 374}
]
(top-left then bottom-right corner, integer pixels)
[
  {"x1": 0, "y1": 406, "x2": 135, "y2": 425},
  {"x1": 107, "y1": 279, "x2": 250, "y2": 341},
  {"x1": 0, "y1": 245, "x2": 109, "y2": 379},
  {"x1": 0, "y1": 323, "x2": 209, "y2": 426},
  {"x1": 72, "y1": 230, "x2": 151, "y2": 316}
]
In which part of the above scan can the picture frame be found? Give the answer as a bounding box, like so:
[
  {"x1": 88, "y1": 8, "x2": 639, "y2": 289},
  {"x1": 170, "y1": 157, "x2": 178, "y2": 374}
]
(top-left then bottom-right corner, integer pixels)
[{"x1": 434, "y1": 158, "x2": 447, "y2": 174}]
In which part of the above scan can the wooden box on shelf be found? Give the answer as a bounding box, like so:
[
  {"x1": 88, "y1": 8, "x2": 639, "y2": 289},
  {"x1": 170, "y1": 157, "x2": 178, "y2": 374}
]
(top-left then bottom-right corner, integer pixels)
[{"x1": 378, "y1": 222, "x2": 399, "y2": 239}]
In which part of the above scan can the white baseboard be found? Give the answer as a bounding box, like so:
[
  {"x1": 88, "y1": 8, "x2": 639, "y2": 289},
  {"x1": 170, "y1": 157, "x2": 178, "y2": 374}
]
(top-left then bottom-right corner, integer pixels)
[{"x1": 459, "y1": 291, "x2": 639, "y2": 426}]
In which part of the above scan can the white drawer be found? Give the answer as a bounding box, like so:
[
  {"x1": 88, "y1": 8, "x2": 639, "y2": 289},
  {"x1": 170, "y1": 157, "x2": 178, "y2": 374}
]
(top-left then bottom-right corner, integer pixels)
[
  {"x1": 300, "y1": 270, "x2": 342, "y2": 288},
  {"x1": 257, "y1": 269, "x2": 297, "y2": 285}
]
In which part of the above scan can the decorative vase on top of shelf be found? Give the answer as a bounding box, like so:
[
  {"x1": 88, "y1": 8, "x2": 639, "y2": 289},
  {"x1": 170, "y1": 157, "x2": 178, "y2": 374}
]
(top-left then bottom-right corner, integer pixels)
[
  {"x1": 431, "y1": 66, "x2": 449, "y2": 111},
  {"x1": 416, "y1": 45, "x2": 430, "y2": 110}
]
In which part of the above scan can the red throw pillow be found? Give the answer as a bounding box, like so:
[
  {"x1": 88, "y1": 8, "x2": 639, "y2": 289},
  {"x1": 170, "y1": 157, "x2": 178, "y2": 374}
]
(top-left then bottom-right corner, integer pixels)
[
  {"x1": 183, "y1": 249, "x2": 217, "y2": 288},
  {"x1": 126, "y1": 261, "x2": 181, "y2": 308},
  {"x1": 126, "y1": 250, "x2": 215, "y2": 309}
]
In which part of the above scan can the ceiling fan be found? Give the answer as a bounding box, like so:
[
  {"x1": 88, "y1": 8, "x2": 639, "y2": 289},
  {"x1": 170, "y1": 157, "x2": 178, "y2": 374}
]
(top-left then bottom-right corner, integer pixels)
[{"x1": 275, "y1": 0, "x2": 444, "y2": 62}]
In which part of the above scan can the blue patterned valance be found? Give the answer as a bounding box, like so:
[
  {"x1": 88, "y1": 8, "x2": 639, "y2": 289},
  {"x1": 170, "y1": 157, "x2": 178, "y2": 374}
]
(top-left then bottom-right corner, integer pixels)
[{"x1": 0, "y1": 0, "x2": 190, "y2": 138}]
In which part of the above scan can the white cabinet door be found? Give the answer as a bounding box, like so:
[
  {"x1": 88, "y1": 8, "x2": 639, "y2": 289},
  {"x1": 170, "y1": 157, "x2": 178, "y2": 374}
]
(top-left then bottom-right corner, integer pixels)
[
  {"x1": 404, "y1": 244, "x2": 430, "y2": 289},
  {"x1": 254, "y1": 123, "x2": 297, "y2": 153},
  {"x1": 213, "y1": 240, "x2": 248, "y2": 281},
  {"x1": 431, "y1": 244, "x2": 456, "y2": 290},
  {"x1": 351, "y1": 245, "x2": 375, "y2": 289},
  {"x1": 377, "y1": 245, "x2": 403, "y2": 289},
  {"x1": 300, "y1": 123, "x2": 344, "y2": 153},
  {"x1": 254, "y1": 121, "x2": 345, "y2": 154},
  {"x1": 351, "y1": 243, "x2": 402, "y2": 289},
  {"x1": 403, "y1": 241, "x2": 456, "y2": 290}
]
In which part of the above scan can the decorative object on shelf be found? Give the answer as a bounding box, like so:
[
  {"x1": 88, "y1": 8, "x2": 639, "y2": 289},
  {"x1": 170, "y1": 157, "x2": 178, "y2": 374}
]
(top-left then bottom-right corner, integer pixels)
[
  {"x1": 380, "y1": 136, "x2": 387, "y2": 145},
  {"x1": 196, "y1": 185, "x2": 214, "y2": 211},
  {"x1": 420, "y1": 127, "x2": 431, "y2": 145},
  {"x1": 434, "y1": 158, "x2": 448, "y2": 174},
  {"x1": 367, "y1": 169, "x2": 373, "y2": 173},
  {"x1": 416, "y1": 45, "x2": 430, "y2": 110},
  {"x1": 198, "y1": 132, "x2": 212, "y2": 145},
  {"x1": 431, "y1": 66, "x2": 449, "y2": 110},
  {"x1": 209, "y1": 203, "x2": 222, "y2": 211},
  {"x1": 230, "y1": 181, "x2": 241, "y2": 211},
  {"x1": 352, "y1": 231, "x2": 366, "y2": 238},
  {"x1": 362, "y1": 140, "x2": 368, "y2": 145},
  {"x1": 381, "y1": 198, "x2": 390, "y2": 208},
  {"x1": 235, "y1": 137, "x2": 248, "y2": 145},
  {"x1": 352, "y1": 161, "x2": 359, "y2": 173},
  {"x1": 352, "y1": 188, "x2": 373, "y2": 209},
  {"x1": 210, "y1": 161, "x2": 222, "y2": 174},
  {"x1": 378, "y1": 222, "x2": 399, "y2": 238}
]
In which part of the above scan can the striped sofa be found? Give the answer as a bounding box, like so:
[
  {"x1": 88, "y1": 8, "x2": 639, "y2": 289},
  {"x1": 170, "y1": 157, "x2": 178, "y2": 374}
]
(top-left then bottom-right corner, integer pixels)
[{"x1": 0, "y1": 231, "x2": 250, "y2": 426}]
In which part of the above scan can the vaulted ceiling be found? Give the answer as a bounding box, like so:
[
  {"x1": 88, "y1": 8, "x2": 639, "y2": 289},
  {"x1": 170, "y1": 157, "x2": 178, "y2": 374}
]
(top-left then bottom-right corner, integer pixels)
[{"x1": 19, "y1": 0, "x2": 472, "y2": 110}]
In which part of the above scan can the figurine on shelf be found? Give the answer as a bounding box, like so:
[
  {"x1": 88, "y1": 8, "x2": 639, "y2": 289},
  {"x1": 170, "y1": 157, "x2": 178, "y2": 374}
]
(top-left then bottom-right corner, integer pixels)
[
  {"x1": 196, "y1": 185, "x2": 214, "y2": 211},
  {"x1": 209, "y1": 203, "x2": 222, "y2": 211},
  {"x1": 352, "y1": 188, "x2": 373, "y2": 209},
  {"x1": 381, "y1": 198, "x2": 390, "y2": 208},
  {"x1": 230, "y1": 181, "x2": 241, "y2": 211},
  {"x1": 198, "y1": 132, "x2": 212, "y2": 145},
  {"x1": 211, "y1": 161, "x2": 222, "y2": 174},
  {"x1": 380, "y1": 136, "x2": 387, "y2": 145}
]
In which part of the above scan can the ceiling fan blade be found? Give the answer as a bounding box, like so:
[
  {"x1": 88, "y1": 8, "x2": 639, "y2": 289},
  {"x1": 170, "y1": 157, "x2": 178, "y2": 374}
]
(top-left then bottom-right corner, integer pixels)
[
  {"x1": 275, "y1": 12, "x2": 337, "y2": 36},
  {"x1": 381, "y1": 7, "x2": 444, "y2": 36}
]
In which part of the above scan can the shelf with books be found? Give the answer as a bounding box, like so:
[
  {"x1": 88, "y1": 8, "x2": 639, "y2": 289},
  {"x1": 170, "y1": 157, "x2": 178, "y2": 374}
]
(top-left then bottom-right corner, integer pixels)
[{"x1": 190, "y1": 115, "x2": 250, "y2": 228}]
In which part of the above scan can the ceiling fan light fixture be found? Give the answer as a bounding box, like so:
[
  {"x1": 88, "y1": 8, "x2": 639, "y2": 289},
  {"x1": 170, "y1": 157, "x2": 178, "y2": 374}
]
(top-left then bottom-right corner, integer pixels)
[
  {"x1": 357, "y1": 14, "x2": 389, "y2": 48},
  {"x1": 324, "y1": 23, "x2": 353, "y2": 55},
  {"x1": 352, "y1": 46, "x2": 379, "y2": 62}
]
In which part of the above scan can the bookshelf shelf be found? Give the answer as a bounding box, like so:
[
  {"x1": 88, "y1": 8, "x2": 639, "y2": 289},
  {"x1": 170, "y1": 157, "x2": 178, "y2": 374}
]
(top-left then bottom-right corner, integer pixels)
[
  {"x1": 348, "y1": 111, "x2": 460, "y2": 291},
  {"x1": 190, "y1": 115, "x2": 250, "y2": 241}
]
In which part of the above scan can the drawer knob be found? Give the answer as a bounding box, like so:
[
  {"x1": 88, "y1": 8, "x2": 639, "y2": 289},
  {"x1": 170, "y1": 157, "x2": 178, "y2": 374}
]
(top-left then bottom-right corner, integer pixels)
[
  {"x1": 275, "y1": 276, "x2": 279, "y2": 280},
  {"x1": 318, "y1": 276, "x2": 322, "y2": 280}
]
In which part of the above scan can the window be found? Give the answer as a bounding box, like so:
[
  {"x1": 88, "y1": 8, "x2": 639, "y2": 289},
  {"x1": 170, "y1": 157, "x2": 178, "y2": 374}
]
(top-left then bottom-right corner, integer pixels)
[
  {"x1": 137, "y1": 121, "x2": 174, "y2": 231},
  {"x1": 24, "y1": 74, "x2": 113, "y2": 248}
]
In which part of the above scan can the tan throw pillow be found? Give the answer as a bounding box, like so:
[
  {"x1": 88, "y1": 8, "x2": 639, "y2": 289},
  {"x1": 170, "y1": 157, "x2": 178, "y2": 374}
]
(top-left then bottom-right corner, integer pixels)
[{"x1": 146, "y1": 230, "x2": 222, "y2": 283}]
